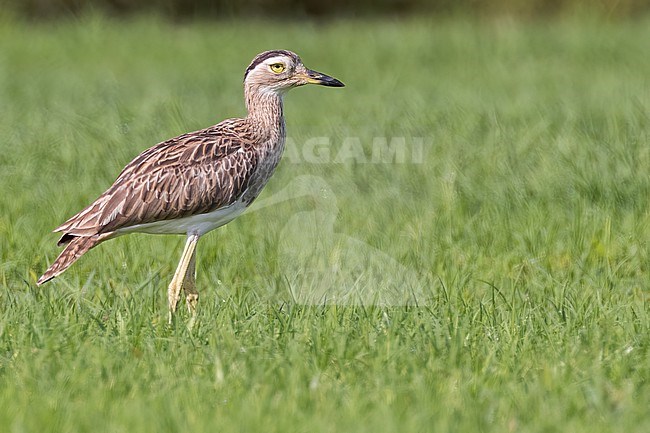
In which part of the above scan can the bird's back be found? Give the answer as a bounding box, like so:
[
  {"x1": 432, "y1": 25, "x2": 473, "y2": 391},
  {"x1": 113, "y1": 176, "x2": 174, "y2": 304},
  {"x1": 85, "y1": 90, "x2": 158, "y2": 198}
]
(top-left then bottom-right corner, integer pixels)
[{"x1": 55, "y1": 118, "x2": 269, "y2": 243}]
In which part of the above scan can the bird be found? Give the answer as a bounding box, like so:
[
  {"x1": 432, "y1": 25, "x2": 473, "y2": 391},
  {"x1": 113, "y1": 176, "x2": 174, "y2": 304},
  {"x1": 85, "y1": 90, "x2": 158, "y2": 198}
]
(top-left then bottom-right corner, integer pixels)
[{"x1": 37, "y1": 50, "x2": 344, "y2": 322}]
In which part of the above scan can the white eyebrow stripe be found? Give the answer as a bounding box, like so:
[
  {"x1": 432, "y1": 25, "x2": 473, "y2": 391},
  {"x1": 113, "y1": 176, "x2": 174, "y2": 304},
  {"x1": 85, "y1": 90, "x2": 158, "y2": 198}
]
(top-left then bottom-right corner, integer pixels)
[{"x1": 263, "y1": 56, "x2": 290, "y2": 65}]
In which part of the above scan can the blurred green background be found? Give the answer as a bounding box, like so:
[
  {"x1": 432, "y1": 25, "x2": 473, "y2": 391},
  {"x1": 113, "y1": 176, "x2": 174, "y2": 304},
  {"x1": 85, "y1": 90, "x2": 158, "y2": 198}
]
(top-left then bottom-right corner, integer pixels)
[{"x1": 2, "y1": 0, "x2": 649, "y2": 19}]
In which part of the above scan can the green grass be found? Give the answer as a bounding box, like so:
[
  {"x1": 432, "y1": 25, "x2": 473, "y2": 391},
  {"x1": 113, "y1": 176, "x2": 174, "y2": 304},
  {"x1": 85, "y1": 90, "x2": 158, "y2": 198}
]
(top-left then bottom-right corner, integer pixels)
[{"x1": 1, "y1": 14, "x2": 650, "y2": 432}]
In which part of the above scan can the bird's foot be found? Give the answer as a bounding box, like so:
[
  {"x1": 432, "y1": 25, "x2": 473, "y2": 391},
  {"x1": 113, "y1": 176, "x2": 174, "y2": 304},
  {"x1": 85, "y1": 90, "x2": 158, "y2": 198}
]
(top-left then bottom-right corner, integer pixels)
[
  {"x1": 167, "y1": 280, "x2": 183, "y2": 324},
  {"x1": 186, "y1": 292, "x2": 199, "y2": 315},
  {"x1": 183, "y1": 287, "x2": 199, "y2": 329},
  {"x1": 167, "y1": 279, "x2": 200, "y2": 325}
]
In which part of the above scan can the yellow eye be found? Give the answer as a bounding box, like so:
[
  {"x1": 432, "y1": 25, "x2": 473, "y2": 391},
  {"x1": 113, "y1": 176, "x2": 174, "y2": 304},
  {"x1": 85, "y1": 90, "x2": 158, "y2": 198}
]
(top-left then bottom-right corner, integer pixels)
[{"x1": 270, "y1": 63, "x2": 286, "y2": 74}]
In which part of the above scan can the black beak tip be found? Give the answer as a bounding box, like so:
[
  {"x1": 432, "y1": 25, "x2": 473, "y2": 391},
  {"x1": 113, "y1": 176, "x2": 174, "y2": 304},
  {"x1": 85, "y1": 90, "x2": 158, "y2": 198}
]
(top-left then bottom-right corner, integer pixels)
[
  {"x1": 308, "y1": 70, "x2": 345, "y2": 88},
  {"x1": 326, "y1": 77, "x2": 345, "y2": 87}
]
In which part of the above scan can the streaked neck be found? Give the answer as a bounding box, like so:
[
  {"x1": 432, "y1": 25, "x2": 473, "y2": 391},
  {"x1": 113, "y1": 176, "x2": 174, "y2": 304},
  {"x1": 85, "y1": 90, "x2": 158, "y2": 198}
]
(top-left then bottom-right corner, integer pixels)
[{"x1": 244, "y1": 85, "x2": 285, "y2": 135}]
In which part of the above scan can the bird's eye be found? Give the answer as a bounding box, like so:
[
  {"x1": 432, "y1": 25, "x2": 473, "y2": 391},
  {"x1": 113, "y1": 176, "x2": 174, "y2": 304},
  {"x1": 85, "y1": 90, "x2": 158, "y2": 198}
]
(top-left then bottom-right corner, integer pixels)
[{"x1": 269, "y1": 63, "x2": 286, "y2": 74}]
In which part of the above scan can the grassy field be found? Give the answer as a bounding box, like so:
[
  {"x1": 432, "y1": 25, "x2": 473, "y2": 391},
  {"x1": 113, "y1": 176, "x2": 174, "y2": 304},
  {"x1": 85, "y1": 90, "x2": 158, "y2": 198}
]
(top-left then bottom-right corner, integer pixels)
[{"x1": 1, "y1": 14, "x2": 650, "y2": 432}]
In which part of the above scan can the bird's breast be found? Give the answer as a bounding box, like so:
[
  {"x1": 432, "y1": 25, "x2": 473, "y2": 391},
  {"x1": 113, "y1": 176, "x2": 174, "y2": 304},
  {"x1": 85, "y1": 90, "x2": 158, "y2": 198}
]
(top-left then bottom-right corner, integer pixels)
[{"x1": 242, "y1": 134, "x2": 286, "y2": 205}]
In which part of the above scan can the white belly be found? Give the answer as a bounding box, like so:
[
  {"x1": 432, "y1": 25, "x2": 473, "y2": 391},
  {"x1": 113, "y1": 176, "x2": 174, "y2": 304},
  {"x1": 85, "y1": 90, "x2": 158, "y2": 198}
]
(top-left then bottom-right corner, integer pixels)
[{"x1": 115, "y1": 199, "x2": 248, "y2": 237}]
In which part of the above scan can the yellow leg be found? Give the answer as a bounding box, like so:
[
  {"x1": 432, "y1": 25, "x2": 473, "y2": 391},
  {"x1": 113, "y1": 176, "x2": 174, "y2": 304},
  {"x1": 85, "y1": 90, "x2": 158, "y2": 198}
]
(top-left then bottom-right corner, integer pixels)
[{"x1": 168, "y1": 234, "x2": 199, "y2": 324}]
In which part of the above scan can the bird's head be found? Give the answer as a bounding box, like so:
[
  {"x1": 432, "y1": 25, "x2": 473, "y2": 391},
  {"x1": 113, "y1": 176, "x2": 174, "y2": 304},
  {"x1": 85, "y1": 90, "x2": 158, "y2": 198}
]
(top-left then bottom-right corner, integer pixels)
[{"x1": 244, "y1": 50, "x2": 344, "y2": 94}]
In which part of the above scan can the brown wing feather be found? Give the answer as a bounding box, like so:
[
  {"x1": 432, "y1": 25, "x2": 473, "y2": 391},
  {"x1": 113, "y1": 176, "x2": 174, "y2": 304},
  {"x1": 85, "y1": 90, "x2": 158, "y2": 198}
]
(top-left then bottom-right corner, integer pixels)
[
  {"x1": 55, "y1": 119, "x2": 259, "y2": 238},
  {"x1": 37, "y1": 234, "x2": 105, "y2": 285}
]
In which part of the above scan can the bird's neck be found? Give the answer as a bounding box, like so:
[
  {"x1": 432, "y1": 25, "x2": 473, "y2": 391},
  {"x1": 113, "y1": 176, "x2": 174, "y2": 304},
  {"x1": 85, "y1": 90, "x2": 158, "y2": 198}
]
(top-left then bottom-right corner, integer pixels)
[{"x1": 244, "y1": 85, "x2": 285, "y2": 140}]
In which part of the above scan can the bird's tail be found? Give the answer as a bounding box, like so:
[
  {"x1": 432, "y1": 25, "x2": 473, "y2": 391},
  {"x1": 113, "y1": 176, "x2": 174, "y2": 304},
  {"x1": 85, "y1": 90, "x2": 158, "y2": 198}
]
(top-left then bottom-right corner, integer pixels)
[{"x1": 37, "y1": 235, "x2": 100, "y2": 285}]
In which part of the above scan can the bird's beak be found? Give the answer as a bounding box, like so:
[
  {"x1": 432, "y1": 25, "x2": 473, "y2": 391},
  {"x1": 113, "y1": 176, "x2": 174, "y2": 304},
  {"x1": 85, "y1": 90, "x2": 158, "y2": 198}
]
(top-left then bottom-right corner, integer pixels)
[{"x1": 305, "y1": 69, "x2": 345, "y2": 87}]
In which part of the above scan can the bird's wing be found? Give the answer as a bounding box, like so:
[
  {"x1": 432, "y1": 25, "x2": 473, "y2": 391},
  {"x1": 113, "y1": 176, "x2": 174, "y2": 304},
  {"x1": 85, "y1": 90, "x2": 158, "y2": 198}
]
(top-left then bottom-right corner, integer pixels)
[{"x1": 54, "y1": 120, "x2": 259, "y2": 240}]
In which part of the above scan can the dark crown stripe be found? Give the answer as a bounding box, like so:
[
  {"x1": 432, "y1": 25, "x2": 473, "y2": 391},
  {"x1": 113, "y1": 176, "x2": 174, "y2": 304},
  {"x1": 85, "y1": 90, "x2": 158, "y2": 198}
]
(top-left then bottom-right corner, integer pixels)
[{"x1": 244, "y1": 50, "x2": 299, "y2": 79}]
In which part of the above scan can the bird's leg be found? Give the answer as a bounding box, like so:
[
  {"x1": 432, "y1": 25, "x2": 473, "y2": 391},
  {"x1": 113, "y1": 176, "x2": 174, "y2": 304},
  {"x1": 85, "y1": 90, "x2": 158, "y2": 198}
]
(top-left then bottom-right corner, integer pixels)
[
  {"x1": 168, "y1": 234, "x2": 199, "y2": 324},
  {"x1": 182, "y1": 246, "x2": 199, "y2": 315}
]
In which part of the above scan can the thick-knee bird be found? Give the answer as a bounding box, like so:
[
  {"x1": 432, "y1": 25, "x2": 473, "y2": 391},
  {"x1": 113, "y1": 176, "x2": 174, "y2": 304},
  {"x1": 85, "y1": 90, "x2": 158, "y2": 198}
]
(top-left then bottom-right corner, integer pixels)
[{"x1": 38, "y1": 50, "x2": 344, "y2": 321}]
